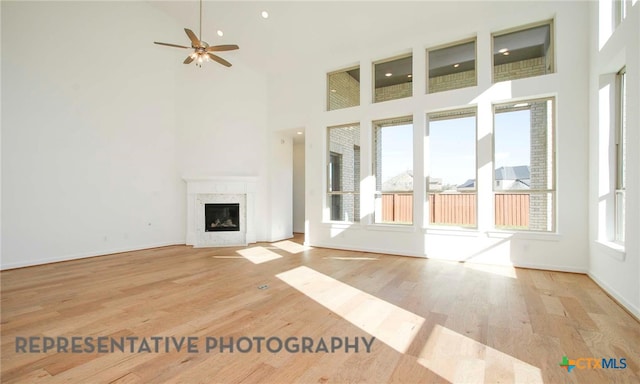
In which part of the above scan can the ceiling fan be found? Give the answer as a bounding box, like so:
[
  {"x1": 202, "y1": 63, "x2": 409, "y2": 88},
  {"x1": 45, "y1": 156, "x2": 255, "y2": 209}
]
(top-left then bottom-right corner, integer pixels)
[{"x1": 154, "y1": 0, "x2": 239, "y2": 68}]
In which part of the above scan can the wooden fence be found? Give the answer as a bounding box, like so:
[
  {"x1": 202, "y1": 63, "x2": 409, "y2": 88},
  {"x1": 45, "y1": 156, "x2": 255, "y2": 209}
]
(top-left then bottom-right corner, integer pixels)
[
  {"x1": 494, "y1": 193, "x2": 530, "y2": 228},
  {"x1": 380, "y1": 193, "x2": 530, "y2": 227},
  {"x1": 381, "y1": 193, "x2": 413, "y2": 223},
  {"x1": 429, "y1": 193, "x2": 477, "y2": 226}
]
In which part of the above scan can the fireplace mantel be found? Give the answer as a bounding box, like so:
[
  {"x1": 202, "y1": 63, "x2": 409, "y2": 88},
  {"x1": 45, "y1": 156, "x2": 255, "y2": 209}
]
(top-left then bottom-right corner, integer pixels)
[{"x1": 183, "y1": 176, "x2": 257, "y2": 247}]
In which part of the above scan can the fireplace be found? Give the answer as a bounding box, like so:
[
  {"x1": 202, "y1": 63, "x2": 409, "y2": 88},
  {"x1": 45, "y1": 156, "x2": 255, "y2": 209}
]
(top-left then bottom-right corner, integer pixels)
[
  {"x1": 184, "y1": 176, "x2": 257, "y2": 247},
  {"x1": 205, "y1": 203, "x2": 240, "y2": 232}
]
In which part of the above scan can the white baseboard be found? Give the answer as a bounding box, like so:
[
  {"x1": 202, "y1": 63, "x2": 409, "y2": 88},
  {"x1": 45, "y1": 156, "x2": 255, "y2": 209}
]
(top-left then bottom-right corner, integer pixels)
[
  {"x1": 0, "y1": 241, "x2": 184, "y2": 270},
  {"x1": 588, "y1": 272, "x2": 640, "y2": 320},
  {"x1": 309, "y1": 241, "x2": 426, "y2": 258},
  {"x1": 309, "y1": 242, "x2": 588, "y2": 274}
]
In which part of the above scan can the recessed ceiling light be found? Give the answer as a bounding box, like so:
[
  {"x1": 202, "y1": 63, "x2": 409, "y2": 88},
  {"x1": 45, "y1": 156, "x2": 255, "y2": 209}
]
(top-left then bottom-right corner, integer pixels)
[
  {"x1": 407, "y1": 74, "x2": 412, "y2": 78},
  {"x1": 503, "y1": 51, "x2": 510, "y2": 56},
  {"x1": 297, "y1": 131, "x2": 303, "y2": 135},
  {"x1": 498, "y1": 48, "x2": 508, "y2": 53},
  {"x1": 453, "y1": 63, "x2": 460, "y2": 68},
  {"x1": 261, "y1": 11, "x2": 269, "y2": 19},
  {"x1": 217, "y1": 30, "x2": 223, "y2": 37},
  {"x1": 385, "y1": 72, "x2": 392, "y2": 77}
]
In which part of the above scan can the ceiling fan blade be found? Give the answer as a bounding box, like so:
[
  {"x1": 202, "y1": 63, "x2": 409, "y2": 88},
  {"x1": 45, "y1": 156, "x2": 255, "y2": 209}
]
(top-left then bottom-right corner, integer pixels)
[
  {"x1": 184, "y1": 55, "x2": 195, "y2": 64},
  {"x1": 206, "y1": 44, "x2": 239, "y2": 52},
  {"x1": 207, "y1": 53, "x2": 232, "y2": 67},
  {"x1": 154, "y1": 42, "x2": 190, "y2": 49},
  {"x1": 184, "y1": 28, "x2": 201, "y2": 47}
]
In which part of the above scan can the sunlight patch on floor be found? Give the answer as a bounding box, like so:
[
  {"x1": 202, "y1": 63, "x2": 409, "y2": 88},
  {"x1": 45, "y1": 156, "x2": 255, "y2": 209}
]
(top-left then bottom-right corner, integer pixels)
[
  {"x1": 463, "y1": 263, "x2": 517, "y2": 279},
  {"x1": 418, "y1": 324, "x2": 542, "y2": 383},
  {"x1": 236, "y1": 246, "x2": 283, "y2": 264},
  {"x1": 276, "y1": 266, "x2": 424, "y2": 353},
  {"x1": 271, "y1": 240, "x2": 311, "y2": 254}
]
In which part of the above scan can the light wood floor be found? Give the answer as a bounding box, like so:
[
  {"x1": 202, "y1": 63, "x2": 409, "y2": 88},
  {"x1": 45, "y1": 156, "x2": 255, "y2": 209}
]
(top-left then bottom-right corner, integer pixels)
[{"x1": 1, "y1": 235, "x2": 639, "y2": 383}]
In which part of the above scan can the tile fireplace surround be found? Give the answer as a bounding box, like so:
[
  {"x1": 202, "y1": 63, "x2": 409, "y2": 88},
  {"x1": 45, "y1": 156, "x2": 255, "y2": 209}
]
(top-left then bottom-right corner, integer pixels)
[{"x1": 183, "y1": 176, "x2": 257, "y2": 247}]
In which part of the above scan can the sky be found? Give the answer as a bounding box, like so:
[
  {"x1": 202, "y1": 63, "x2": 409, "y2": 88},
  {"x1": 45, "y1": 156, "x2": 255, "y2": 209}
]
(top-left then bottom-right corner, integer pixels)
[{"x1": 379, "y1": 110, "x2": 531, "y2": 186}]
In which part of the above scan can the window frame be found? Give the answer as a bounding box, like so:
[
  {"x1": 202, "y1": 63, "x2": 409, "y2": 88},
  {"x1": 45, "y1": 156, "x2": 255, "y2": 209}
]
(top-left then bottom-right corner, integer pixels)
[
  {"x1": 492, "y1": 97, "x2": 557, "y2": 232},
  {"x1": 426, "y1": 37, "x2": 477, "y2": 94},
  {"x1": 372, "y1": 53, "x2": 413, "y2": 104},
  {"x1": 491, "y1": 19, "x2": 555, "y2": 84},
  {"x1": 426, "y1": 107, "x2": 478, "y2": 228},
  {"x1": 327, "y1": 65, "x2": 361, "y2": 112},
  {"x1": 372, "y1": 116, "x2": 414, "y2": 225},
  {"x1": 326, "y1": 123, "x2": 361, "y2": 223},
  {"x1": 614, "y1": 67, "x2": 626, "y2": 243}
]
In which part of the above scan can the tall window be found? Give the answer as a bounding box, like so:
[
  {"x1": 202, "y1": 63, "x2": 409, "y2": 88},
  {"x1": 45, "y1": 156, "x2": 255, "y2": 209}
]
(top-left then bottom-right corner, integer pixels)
[
  {"x1": 615, "y1": 68, "x2": 626, "y2": 242},
  {"x1": 493, "y1": 21, "x2": 554, "y2": 83},
  {"x1": 427, "y1": 39, "x2": 477, "y2": 93},
  {"x1": 427, "y1": 109, "x2": 477, "y2": 227},
  {"x1": 373, "y1": 116, "x2": 413, "y2": 224},
  {"x1": 327, "y1": 66, "x2": 360, "y2": 111},
  {"x1": 327, "y1": 124, "x2": 360, "y2": 222},
  {"x1": 373, "y1": 55, "x2": 413, "y2": 103},
  {"x1": 614, "y1": 0, "x2": 628, "y2": 27},
  {"x1": 494, "y1": 98, "x2": 555, "y2": 231}
]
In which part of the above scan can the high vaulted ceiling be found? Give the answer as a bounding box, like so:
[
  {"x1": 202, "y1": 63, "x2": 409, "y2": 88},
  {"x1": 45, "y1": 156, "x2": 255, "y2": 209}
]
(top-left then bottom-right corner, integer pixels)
[
  {"x1": 148, "y1": 1, "x2": 491, "y2": 76},
  {"x1": 149, "y1": 1, "x2": 554, "y2": 80}
]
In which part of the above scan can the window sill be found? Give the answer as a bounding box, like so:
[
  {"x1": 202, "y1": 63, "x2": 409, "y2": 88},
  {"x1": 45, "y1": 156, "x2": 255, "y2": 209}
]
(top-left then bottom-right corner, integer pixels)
[
  {"x1": 321, "y1": 222, "x2": 362, "y2": 230},
  {"x1": 594, "y1": 240, "x2": 626, "y2": 261},
  {"x1": 486, "y1": 231, "x2": 562, "y2": 241},
  {"x1": 365, "y1": 224, "x2": 417, "y2": 233},
  {"x1": 424, "y1": 227, "x2": 481, "y2": 237}
]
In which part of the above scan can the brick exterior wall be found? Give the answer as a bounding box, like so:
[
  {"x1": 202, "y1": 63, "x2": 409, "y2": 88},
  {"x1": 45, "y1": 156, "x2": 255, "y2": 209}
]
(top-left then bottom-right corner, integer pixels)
[
  {"x1": 328, "y1": 125, "x2": 360, "y2": 221},
  {"x1": 529, "y1": 101, "x2": 551, "y2": 231},
  {"x1": 494, "y1": 57, "x2": 547, "y2": 82},
  {"x1": 328, "y1": 72, "x2": 359, "y2": 110},
  {"x1": 374, "y1": 82, "x2": 412, "y2": 103},
  {"x1": 429, "y1": 69, "x2": 477, "y2": 93}
]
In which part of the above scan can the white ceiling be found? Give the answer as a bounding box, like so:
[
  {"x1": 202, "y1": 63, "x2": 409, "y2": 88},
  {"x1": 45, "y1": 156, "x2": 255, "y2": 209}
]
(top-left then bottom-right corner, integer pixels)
[{"x1": 149, "y1": 1, "x2": 492, "y2": 76}]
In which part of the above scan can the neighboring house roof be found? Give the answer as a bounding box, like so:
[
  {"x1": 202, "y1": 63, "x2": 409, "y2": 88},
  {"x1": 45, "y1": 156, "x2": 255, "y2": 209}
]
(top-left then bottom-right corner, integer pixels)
[
  {"x1": 458, "y1": 179, "x2": 476, "y2": 189},
  {"x1": 456, "y1": 166, "x2": 531, "y2": 189},
  {"x1": 382, "y1": 170, "x2": 413, "y2": 191},
  {"x1": 495, "y1": 165, "x2": 530, "y2": 181}
]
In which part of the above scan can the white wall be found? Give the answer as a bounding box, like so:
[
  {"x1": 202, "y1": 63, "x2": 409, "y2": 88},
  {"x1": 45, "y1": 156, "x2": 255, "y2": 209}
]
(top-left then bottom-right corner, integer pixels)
[
  {"x1": 588, "y1": 1, "x2": 640, "y2": 318},
  {"x1": 1, "y1": 1, "x2": 272, "y2": 268},
  {"x1": 267, "y1": 133, "x2": 293, "y2": 241},
  {"x1": 293, "y1": 141, "x2": 306, "y2": 233},
  {"x1": 175, "y1": 57, "x2": 270, "y2": 242},
  {"x1": 1, "y1": 1, "x2": 185, "y2": 268},
  {"x1": 268, "y1": 1, "x2": 593, "y2": 272}
]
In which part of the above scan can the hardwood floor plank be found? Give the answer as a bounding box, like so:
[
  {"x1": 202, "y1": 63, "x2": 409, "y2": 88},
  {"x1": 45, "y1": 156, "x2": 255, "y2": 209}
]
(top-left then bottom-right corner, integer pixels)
[{"x1": 2, "y1": 235, "x2": 639, "y2": 383}]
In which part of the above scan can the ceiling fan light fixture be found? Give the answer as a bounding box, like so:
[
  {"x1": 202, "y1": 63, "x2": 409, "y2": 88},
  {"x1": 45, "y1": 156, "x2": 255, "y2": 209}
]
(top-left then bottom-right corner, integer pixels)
[{"x1": 154, "y1": 0, "x2": 238, "y2": 68}]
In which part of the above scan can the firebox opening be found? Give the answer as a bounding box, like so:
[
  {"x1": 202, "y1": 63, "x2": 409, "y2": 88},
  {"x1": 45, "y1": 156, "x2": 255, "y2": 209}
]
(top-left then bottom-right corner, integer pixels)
[{"x1": 205, "y1": 203, "x2": 240, "y2": 232}]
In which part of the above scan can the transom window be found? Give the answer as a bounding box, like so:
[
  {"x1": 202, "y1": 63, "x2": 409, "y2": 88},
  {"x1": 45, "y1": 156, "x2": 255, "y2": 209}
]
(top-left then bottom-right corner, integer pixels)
[
  {"x1": 373, "y1": 55, "x2": 413, "y2": 103},
  {"x1": 493, "y1": 21, "x2": 554, "y2": 83},
  {"x1": 427, "y1": 39, "x2": 477, "y2": 93},
  {"x1": 327, "y1": 66, "x2": 360, "y2": 111}
]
